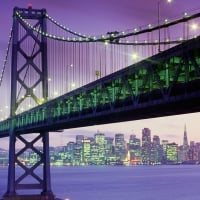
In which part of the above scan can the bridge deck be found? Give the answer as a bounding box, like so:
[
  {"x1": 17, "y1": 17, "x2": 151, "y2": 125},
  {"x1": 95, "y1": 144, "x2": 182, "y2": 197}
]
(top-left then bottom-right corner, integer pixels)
[{"x1": 0, "y1": 35, "x2": 200, "y2": 137}]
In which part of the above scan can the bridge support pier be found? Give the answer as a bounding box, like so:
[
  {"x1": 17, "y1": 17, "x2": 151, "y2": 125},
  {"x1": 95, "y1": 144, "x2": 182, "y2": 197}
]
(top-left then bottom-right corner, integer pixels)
[{"x1": 3, "y1": 132, "x2": 55, "y2": 200}]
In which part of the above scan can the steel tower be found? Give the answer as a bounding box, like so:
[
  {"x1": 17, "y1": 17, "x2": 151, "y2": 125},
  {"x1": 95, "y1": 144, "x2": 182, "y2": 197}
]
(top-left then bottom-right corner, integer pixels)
[{"x1": 4, "y1": 6, "x2": 54, "y2": 200}]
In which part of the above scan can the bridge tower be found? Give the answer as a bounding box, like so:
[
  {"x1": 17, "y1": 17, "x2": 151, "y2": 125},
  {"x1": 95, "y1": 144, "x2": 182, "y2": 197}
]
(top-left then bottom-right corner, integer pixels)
[{"x1": 4, "y1": 6, "x2": 54, "y2": 200}]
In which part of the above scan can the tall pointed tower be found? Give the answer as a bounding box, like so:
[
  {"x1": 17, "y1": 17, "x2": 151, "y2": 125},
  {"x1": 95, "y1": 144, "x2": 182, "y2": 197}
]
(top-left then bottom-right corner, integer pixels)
[
  {"x1": 183, "y1": 124, "x2": 189, "y2": 161},
  {"x1": 183, "y1": 124, "x2": 189, "y2": 147}
]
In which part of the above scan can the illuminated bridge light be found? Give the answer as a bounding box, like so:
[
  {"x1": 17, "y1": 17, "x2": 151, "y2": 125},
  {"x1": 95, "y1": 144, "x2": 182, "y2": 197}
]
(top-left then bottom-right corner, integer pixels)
[
  {"x1": 191, "y1": 23, "x2": 198, "y2": 31},
  {"x1": 184, "y1": 12, "x2": 188, "y2": 17},
  {"x1": 165, "y1": 19, "x2": 169, "y2": 24},
  {"x1": 53, "y1": 92, "x2": 58, "y2": 97},
  {"x1": 104, "y1": 40, "x2": 109, "y2": 45},
  {"x1": 71, "y1": 82, "x2": 76, "y2": 88},
  {"x1": 134, "y1": 28, "x2": 138, "y2": 33},
  {"x1": 131, "y1": 52, "x2": 139, "y2": 60}
]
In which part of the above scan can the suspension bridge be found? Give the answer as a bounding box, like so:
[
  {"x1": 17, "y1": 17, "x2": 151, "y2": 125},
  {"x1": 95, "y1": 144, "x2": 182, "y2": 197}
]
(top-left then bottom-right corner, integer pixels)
[{"x1": 0, "y1": 5, "x2": 200, "y2": 200}]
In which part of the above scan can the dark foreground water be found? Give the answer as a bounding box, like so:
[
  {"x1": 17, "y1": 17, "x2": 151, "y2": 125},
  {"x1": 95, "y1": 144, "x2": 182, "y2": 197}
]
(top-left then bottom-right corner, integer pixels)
[{"x1": 0, "y1": 165, "x2": 200, "y2": 200}]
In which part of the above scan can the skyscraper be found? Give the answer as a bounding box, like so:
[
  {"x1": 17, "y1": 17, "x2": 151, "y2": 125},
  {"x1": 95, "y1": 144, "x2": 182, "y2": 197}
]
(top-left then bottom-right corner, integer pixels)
[
  {"x1": 90, "y1": 142, "x2": 99, "y2": 165},
  {"x1": 151, "y1": 135, "x2": 162, "y2": 164},
  {"x1": 82, "y1": 138, "x2": 91, "y2": 164},
  {"x1": 183, "y1": 124, "x2": 189, "y2": 146},
  {"x1": 95, "y1": 133, "x2": 106, "y2": 164},
  {"x1": 182, "y1": 124, "x2": 189, "y2": 161},
  {"x1": 76, "y1": 135, "x2": 84, "y2": 144},
  {"x1": 115, "y1": 133, "x2": 126, "y2": 160},
  {"x1": 129, "y1": 135, "x2": 141, "y2": 162},
  {"x1": 166, "y1": 143, "x2": 178, "y2": 164},
  {"x1": 141, "y1": 128, "x2": 151, "y2": 164},
  {"x1": 65, "y1": 142, "x2": 75, "y2": 163},
  {"x1": 162, "y1": 140, "x2": 168, "y2": 163},
  {"x1": 74, "y1": 135, "x2": 84, "y2": 165},
  {"x1": 105, "y1": 137, "x2": 114, "y2": 157}
]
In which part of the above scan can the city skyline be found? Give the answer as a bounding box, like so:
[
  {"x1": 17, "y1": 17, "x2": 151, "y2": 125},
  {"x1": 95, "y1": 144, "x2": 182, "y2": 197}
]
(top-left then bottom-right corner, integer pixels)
[
  {"x1": 0, "y1": 1, "x2": 200, "y2": 148},
  {"x1": 1, "y1": 125, "x2": 197, "y2": 166},
  {"x1": 0, "y1": 117, "x2": 198, "y2": 150}
]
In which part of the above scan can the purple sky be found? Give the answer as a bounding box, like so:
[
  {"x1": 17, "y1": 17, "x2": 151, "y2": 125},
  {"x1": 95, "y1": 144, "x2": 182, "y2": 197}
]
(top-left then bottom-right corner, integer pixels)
[{"x1": 0, "y1": 0, "x2": 200, "y2": 148}]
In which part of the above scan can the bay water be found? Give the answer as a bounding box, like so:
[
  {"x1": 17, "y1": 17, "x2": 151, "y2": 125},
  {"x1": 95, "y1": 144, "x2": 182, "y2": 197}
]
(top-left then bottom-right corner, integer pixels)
[{"x1": 0, "y1": 165, "x2": 200, "y2": 200}]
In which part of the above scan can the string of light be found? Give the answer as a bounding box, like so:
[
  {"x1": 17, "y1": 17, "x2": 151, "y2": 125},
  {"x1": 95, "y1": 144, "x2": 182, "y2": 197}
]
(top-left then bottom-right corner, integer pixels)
[
  {"x1": 15, "y1": 10, "x2": 200, "y2": 45},
  {"x1": 45, "y1": 13, "x2": 88, "y2": 39}
]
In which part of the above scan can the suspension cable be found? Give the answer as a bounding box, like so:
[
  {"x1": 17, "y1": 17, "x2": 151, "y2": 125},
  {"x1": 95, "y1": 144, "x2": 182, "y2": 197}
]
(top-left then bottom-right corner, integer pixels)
[
  {"x1": 15, "y1": 10, "x2": 200, "y2": 44},
  {"x1": 0, "y1": 29, "x2": 13, "y2": 87}
]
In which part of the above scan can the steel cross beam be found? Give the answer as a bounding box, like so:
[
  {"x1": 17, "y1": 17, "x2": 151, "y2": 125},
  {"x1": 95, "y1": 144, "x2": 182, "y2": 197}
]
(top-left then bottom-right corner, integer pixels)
[{"x1": 3, "y1": 7, "x2": 54, "y2": 200}]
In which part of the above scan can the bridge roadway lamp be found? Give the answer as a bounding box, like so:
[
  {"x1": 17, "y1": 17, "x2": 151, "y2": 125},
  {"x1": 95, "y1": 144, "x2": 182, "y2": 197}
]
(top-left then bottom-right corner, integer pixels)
[{"x1": 157, "y1": 0, "x2": 172, "y2": 52}]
